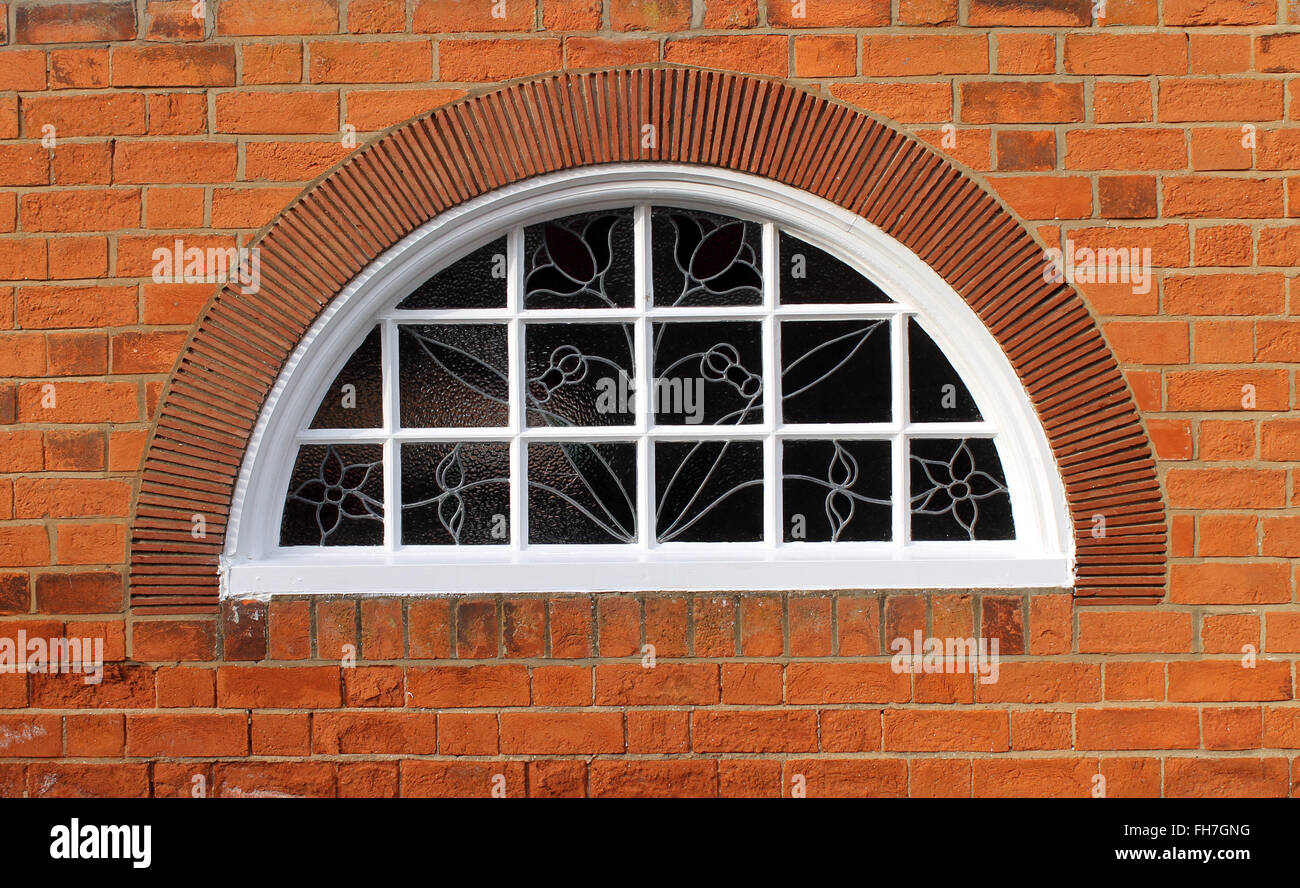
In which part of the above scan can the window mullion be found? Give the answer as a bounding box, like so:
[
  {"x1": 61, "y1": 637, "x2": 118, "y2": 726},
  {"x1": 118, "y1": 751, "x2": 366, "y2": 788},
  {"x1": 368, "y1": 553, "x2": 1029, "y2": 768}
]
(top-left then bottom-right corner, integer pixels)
[
  {"x1": 892, "y1": 312, "x2": 910, "y2": 547},
  {"x1": 382, "y1": 318, "x2": 399, "y2": 552},
  {"x1": 762, "y1": 221, "x2": 779, "y2": 548},
  {"x1": 635, "y1": 203, "x2": 653, "y2": 550},
  {"x1": 508, "y1": 225, "x2": 525, "y2": 552}
]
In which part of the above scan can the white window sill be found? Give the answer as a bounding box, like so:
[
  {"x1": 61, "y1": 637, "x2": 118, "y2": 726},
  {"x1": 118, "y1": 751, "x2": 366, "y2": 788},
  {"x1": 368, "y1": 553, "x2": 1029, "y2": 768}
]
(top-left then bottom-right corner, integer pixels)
[{"x1": 221, "y1": 547, "x2": 1072, "y2": 597}]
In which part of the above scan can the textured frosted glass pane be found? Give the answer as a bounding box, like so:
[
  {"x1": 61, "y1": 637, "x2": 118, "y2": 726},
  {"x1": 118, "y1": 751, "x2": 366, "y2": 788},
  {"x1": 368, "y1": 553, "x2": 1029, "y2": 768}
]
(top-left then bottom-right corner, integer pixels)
[
  {"x1": 655, "y1": 440, "x2": 762, "y2": 543},
  {"x1": 399, "y1": 323, "x2": 508, "y2": 428},
  {"x1": 778, "y1": 231, "x2": 891, "y2": 304},
  {"x1": 525, "y1": 209, "x2": 634, "y2": 309},
  {"x1": 782, "y1": 439, "x2": 890, "y2": 542},
  {"x1": 651, "y1": 207, "x2": 762, "y2": 307},
  {"x1": 402, "y1": 442, "x2": 509, "y2": 545},
  {"x1": 309, "y1": 326, "x2": 383, "y2": 429},
  {"x1": 526, "y1": 322, "x2": 634, "y2": 427},
  {"x1": 396, "y1": 236, "x2": 508, "y2": 309},
  {"x1": 910, "y1": 438, "x2": 1014, "y2": 541},
  {"x1": 781, "y1": 319, "x2": 891, "y2": 424},
  {"x1": 908, "y1": 318, "x2": 982, "y2": 423},
  {"x1": 653, "y1": 321, "x2": 762, "y2": 426},
  {"x1": 528, "y1": 441, "x2": 636, "y2": 544},
  {"x1": 280, "y1": 444, "x2": 383, "y2": 546}
]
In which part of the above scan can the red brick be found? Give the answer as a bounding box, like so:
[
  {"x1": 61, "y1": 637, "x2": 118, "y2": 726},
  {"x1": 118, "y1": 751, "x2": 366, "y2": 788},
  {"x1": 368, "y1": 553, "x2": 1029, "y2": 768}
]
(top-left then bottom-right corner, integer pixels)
[
  {"x1": 1065, "y1": 33, "x2": 1188, "y2": 75},
  {"x1": 785, "y1": 758, "x2": 907, "y2": 797},
  {"x1": 402, "y1": 760, "x2": 524, "y2": 798},
  {"x1": 112, "y1": 44, "x2": 236, "y2": 87},
  {"x1": 793, "y1": 35, "x2": 856, "y2": 78},
  {"x1": 313, "y1": 712, "x2": 437, "y2": 755},
  {"x1": 589, "y1": 760, "x2": 716, "y2": 798},
  {"x1": 1164, "y1": 757, "x2": 1288, "y2": 797},
  {"x1": 309, "y1": 40, "x2": 432, "y2": 83},
  {"x1": 1160, "y1": 80, "x2": 1284, "y2": 122},
  {"x1": 215, "y1": 90, "x2": 339, "y2": 134},
  {"x1": 21, "y1": 191, "x2": 140, "y2": 234},
  {"x1": 1168, "y1": 660, "x2": 1292, "y2": 701},
  {"x1": 595, "y1": 663, "x2": 718, "y2": 706},
  {"x1": 861, "y1": 35, "x2": 987, "y2": 76},
  {"x1": 414, "y1": 0, "x2": 536, "y2": 31},
  {"x1": 214, "y1": 762, "x2": 336, "y2": 798},
  {"x1": 65, "y1": 713, "x2": 124, "y2": 757},
  {"x1": 499, "y1": 711, "x2": 623, "y2": 754},
  {"x1": 962, "y1": 81, "x2": 1084, "y2": 124},
  {"x1": 28, "y1": 763, "x2": 149, "y2": 797},
  {"x1": 217, "y1": 0, "x2": 339, "y2": 35},
  {"x1": 15, "y1": 1, "x2": 136, "y2": 44},
  {"x1": 1170, "y1": 562, "x2": 1291, "y2": 605},
  {"x1": 527, "y1": 759, "x2": 587, "y2": 798},
  {"x1": 663, "y1": 36, "x2": 787, "y2": 77},
  {"x1": 884, "y1": 709, "x2": 1009, "y2": 752},
  {"x1": 114, "y1": 141, "x2": 238, "y2": 184},
  {"x1": 969, "y1": 0, "x2": 1091, "y2": 26},
  {"x1": 439, "y1": 39, "x2": 564, "y2": 82},
  {"x1": 217, "y1": 666, "x2": 341, "y2": 708},
  {"x1": 23, "y1": 94, "x2": 145, "y2": 138},
  {"x1": 832, "y1": 82, "x2": 952, "y2": 123},
  {"x1": 243, "y1": 42, "x2": 303, "y2": 84},
  {"x1": 1079, "y1": 611, "x2": 1192, "y2": 653},
  {"x1": 132, "y1": 619, "x2": 215, "y2": 661},
  {"x1": 596, "y1": 594, "x2": 639, "y2": 657},
  {"x1": 549, "y1": 596, "x2": 592, "y2": 657},
  {"x1": 405, "y1": 665, "x2": 529, "y2": 708},
  {"x1": 126, "y1": 713, "x2": 247, "y2": 757},
  {"x1": 500, "y1": 598, "x2": 544, "y2": 658},
  {"x1": 1077, "y1": 707, "x2": 1199, "y2": 749},
  {"x1": 626, "y1": 709, "x2": 690, "y2": 753},
  {"x1": 531, "y1": 665, "x2": 591, "y2": 706},
  {"x1": 768, "y1": 0, "x2": 889, "y2": 26},
  {"x1": 437, "y1": 712, "x2": 498, "y2": 756},
  {"x1": 693, "y1": 710, "x2": 817, "y2": 753}
]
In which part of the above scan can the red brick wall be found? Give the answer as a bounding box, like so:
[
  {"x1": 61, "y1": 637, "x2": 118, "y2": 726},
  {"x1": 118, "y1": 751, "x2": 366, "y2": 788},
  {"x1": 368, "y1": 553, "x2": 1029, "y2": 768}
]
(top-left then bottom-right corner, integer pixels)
[{"x1": 0, "y1": 0, "x2": 1297, "y2": 797}]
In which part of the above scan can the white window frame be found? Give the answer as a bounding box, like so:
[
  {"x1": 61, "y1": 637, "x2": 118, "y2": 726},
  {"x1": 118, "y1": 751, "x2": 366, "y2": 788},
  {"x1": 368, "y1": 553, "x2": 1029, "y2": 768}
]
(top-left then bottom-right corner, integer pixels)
[{"x1": 223, "y1": 164, "x2": 1074, "y2": 597}]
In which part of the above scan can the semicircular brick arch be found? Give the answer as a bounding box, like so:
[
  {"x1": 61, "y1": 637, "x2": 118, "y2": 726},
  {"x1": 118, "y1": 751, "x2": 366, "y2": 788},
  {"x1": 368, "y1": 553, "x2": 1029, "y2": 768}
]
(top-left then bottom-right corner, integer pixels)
[{"x1": 129, "y1": 65, "x2": 1166, "y2": 613}]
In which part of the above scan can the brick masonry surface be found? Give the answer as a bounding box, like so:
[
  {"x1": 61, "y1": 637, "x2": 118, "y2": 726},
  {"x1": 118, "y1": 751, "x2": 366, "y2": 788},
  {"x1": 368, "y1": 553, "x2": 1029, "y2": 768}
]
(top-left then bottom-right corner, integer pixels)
[{"x1": 0, "y1": 0, "x2": 1298, "y2": 797}]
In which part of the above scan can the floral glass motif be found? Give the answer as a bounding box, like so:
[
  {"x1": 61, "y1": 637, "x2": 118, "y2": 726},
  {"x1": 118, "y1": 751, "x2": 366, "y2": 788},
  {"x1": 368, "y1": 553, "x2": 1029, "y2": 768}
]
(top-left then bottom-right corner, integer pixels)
[
  {"x1": 401, "y1": 443, "x2": 509, "y2": 545},
  {"x1": 525, "y1": 209, "x2": 634, "y2": 309},
  {"x1": 782, "y1": 439, "x2": 891, "y2": 542},
  {"x1": 281, "y1": 205, "x2": 1015, "y2": 554},
  {"x1": 526, "y1": 322, "x2": 635, "y2": 427},
  {"x1": 280, "y1": 444, "x2": 384, "y2": 546},
  {"x1": 910, "y1": 438, "x2": 1014, "y2": 541},
  {"x1": 652, "y1": 207, "x2": 762, "y2": 307},
  {"x1": 653, "y1": 321, "x2": 763, "y2": 426}
]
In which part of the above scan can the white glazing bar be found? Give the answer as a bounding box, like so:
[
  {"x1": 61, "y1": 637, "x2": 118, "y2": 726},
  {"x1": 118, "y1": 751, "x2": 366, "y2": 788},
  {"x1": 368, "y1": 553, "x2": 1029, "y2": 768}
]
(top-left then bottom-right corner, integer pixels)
[
  {"x1": 382, "y1": 306, "x2": 907, "y2": 323},
  {"x1": 301, "y1": 421, "x2": 996, "y2": 444},
  {"x1": 891, "y1": 312, "x2": 910, "y2": 547},
  {"x1": 635, "y1": 204, "x2": 653, "y2": 549},
  {"x1": 762, "y1": 222, "x2": 779, "y2": 547},
  {"x1": 507, "y1": 226, "x2": 525, "y2": 552},
  {"x1": 382, "y1": 318, "x2": 399, "y2": 551}
]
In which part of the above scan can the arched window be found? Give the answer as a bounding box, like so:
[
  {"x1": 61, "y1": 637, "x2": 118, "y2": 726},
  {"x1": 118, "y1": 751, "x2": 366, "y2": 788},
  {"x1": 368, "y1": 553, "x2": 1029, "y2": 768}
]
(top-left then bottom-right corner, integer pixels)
[{"x1": 223, "y1": 165, "x2": 1073, "y2": 596}]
